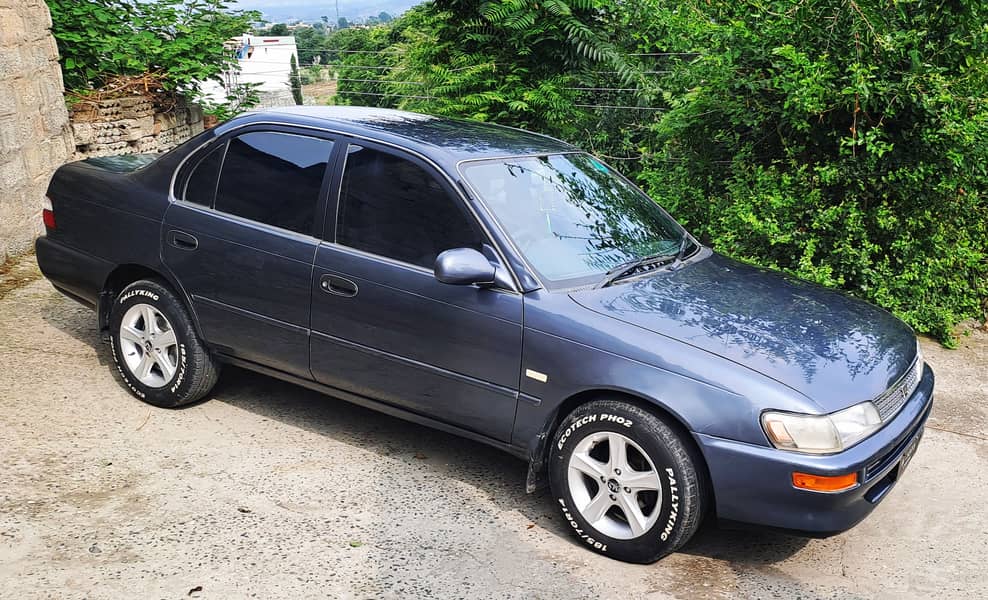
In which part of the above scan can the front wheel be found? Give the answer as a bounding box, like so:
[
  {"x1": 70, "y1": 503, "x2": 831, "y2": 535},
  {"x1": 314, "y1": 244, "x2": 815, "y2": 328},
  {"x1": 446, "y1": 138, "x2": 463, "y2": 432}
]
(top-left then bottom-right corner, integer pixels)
[
  {"x1": 548, "y1": 399, "x2": 707, "y2": 563},
  {"x1": 108, "y1": 279, "x2": 219, "y2": 407}
]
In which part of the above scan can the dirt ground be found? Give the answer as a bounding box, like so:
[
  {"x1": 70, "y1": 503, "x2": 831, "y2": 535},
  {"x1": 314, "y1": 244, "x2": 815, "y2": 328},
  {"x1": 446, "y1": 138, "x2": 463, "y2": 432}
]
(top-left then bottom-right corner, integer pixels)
[
  {"x1": 302, "y1": 80, "x2": 338, "y2": 105},
  {"x1": 1, "y1": 253, "x2": 986, "y2": 599}
]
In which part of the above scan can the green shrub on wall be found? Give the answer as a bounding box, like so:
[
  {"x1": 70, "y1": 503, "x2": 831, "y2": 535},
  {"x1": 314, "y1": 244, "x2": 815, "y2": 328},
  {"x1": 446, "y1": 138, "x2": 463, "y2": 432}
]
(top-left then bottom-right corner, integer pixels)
[{"x1": 48, "y1": 0, "x2": 258, "y2": 96}]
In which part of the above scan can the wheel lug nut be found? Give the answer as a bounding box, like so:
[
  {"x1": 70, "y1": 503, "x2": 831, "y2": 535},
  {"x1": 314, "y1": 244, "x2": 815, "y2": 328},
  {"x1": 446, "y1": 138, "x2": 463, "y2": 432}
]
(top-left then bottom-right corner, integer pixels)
[
  {"x1": 614, "y1": 468, "x2": 622, "y2": 475},
  {"x1": 624, "y1": 487, "x2": 631, "y2": 494},
  {"x1": 600, "y1": 476, "x2": 606, "y2": 482},
  {"x1": 609, "y1": 494, "x2": 616, "y2": 501}
]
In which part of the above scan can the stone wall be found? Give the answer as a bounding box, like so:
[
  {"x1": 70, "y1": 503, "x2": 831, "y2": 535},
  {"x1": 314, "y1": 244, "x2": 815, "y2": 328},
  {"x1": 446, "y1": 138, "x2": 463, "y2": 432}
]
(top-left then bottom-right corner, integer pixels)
[
  {"x1": 0, "y1": 0, "x2": 73, "y2": 265},
  {"x1": 70, "y1": 97, "x2": 204, "y2": 159}
]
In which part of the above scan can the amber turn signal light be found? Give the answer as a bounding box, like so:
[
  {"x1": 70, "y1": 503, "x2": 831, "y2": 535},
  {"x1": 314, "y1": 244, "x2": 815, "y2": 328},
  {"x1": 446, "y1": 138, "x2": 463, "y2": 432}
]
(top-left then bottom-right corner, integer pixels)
[{"x1": 792, "y1": 471, "x2": 858, "y2": 492}]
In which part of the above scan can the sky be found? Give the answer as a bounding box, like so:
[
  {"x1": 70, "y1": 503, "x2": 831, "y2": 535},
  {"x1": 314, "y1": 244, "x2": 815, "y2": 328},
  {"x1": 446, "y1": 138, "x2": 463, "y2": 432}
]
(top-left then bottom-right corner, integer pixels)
[{"x1": 231, "y1": 1, "x2": 422, "y2": 22}]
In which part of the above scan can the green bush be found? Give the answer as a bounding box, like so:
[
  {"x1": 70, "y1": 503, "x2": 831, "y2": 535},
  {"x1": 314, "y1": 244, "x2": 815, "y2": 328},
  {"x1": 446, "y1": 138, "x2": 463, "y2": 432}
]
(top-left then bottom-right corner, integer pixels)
[
  {"x1": 632, "y1": 0, "x2": 988, "y2": 344},
  {"x1": 48, "y1": 0, "x2": 258, "y2": 96},
  {"x1": 341, "y1": 0, "x2": 987, "y2": 344}
]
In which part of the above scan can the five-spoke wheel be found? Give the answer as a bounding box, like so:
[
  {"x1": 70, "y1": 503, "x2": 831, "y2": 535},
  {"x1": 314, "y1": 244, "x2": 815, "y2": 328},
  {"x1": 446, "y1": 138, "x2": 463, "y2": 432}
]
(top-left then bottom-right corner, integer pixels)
[
  {"x1": 118, "y1": 303, "x2": 179, "y2": 388},
  {"x1": 568, "y1": 431, "x2": 663, "y2": 539},
  {"x1": 550, "y1": 399, "x2": 707, "y2": 563},
  {"x1": 109, "y1": 279, "x2": 219, "y2": 407}
]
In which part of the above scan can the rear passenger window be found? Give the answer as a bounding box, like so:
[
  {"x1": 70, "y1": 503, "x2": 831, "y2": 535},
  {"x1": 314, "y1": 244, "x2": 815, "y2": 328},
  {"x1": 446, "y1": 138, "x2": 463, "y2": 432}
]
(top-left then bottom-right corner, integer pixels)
[
  {"x1": 214, "y1": 132, "x2": 334, "y2": 235},
  {"x1": 183, "y1": 142, "x2": 226, "y2": 206},
  {"x1": 336, "y1": 145, "x2": 484, "y2": 268}
]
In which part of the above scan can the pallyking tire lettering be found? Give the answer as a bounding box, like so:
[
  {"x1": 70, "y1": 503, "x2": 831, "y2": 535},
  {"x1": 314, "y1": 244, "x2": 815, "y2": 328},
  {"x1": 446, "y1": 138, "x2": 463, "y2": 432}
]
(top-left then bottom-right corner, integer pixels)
[
  {"x1": 659, "y1": 467, "x2": 679, "y2": 541},
  {"x1": 118, "y1": 289, "x2": 159, "y2": 304}
]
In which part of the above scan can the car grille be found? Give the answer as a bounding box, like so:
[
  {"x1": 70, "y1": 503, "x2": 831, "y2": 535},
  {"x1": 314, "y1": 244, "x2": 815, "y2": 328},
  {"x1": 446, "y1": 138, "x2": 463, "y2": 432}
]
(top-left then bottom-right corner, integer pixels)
[{"x1": 872, "y1": 358, "x2": 922, "y2": 421}]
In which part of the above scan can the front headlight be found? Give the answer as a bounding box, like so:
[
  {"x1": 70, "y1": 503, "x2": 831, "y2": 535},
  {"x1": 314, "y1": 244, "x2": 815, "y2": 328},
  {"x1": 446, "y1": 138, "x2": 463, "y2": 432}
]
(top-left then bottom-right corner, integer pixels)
[{"x1": 762, "y1": 401, "x2": 883, "y2": 454}]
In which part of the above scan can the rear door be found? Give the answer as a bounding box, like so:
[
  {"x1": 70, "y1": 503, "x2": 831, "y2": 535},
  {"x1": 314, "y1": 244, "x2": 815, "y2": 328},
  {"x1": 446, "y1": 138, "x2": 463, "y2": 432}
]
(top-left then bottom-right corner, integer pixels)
[
  {"x1": 309, "y1": 141, "x2": 523, "y2": 441},
  {"x1": 163, "y1": 127, "x2": 337, "y2": 378}
]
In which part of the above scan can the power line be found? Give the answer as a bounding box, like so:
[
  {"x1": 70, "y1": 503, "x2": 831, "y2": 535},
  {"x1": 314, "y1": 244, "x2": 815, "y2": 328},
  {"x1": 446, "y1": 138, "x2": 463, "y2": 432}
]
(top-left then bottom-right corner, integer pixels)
[
  {"x1": 565, "y1": 86, "x2": 640, "y2": 92},
  {"x1": 337, "y1": 78, "x2": 424, "y2": 85},
  {"x1": 628, "y1": 52, "x2": 699, "y2": 57},
  {"x1": 336, "y1": 90, "x2": 438, "y2": 100},
  {"x1": 573, "y1": 104, "x2": 664, "y2": 111}
]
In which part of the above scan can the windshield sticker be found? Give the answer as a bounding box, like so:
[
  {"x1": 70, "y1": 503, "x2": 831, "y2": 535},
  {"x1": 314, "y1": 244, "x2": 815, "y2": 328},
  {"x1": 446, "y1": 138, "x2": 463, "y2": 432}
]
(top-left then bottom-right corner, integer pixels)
[{"x1": 589, "y1": 157, "x2": 609, "y2": 173}]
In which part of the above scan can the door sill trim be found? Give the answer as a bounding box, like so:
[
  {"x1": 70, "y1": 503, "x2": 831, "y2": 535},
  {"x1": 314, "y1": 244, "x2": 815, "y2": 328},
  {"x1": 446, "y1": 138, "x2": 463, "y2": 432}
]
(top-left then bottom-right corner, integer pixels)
[{"x1": 215, "y1": 353, "x2": 527, "y2": 459}]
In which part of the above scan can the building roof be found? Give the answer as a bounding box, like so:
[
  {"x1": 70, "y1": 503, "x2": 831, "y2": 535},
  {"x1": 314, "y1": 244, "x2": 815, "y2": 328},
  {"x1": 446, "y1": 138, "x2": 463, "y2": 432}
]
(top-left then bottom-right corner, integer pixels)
[{"x1": 225, "y1": 106, "x2": 578, "y2": 165}]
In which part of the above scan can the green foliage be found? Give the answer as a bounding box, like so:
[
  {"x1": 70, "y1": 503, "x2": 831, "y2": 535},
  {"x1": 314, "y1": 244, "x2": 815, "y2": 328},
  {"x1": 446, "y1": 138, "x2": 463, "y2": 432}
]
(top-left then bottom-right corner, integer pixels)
[
  {"x1": 330, "y1": 0, "x2": 987, "y2": 343},
  {"x1": 631, "y1": 0, "x2": 988, "y2": 343},
  {"x1": 293, "y1": 26, "x2": 330, "y2": 65},
  {"x1": 289, "y1": 54, "x2": 303, "y2": 105},
  {"x1": 48, "y1": 0, "x2": 259, "y2": 97},
  {"x1": 267, "y1": 23, "x2": 289, "y2": 36},
  {"x1": 199, "y1": 82, "x2": 260, "y2": 121}
]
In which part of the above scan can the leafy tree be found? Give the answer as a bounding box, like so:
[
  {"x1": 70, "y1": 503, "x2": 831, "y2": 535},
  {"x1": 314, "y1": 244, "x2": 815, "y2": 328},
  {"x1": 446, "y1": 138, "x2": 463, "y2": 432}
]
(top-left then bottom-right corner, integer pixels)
[
  {"x1": 293, "y1": 26, "x2": 329, "y2": 64},
  {"x1": 268, "y1": 23, "x2": 290, "y2": 36},
  {"x1": 289, "y1": 54, "x2": 303, "y2": 105},
  {"x1": 49, "y1": 0, "x2": 258, "y2": 98},
  {"x1": 338, "y1": 17, "x2": 349, "y2": 30},
  {"x1": 627, "y1": 0, "x2": 988, "y2": 343},
  {"x1": 330, "y1": 0, "x2": 987, "y2": 342}
]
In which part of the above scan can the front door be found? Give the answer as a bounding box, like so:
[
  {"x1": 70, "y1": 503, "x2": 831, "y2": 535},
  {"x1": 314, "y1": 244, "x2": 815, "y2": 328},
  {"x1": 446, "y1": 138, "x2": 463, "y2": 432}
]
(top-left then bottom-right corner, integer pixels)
[
  {"x1": 163, "y1": 129, "x2": 336, "y2": 378},
  {"x1": 309, "y1": 142, "x2": 523, "y2": 441}
]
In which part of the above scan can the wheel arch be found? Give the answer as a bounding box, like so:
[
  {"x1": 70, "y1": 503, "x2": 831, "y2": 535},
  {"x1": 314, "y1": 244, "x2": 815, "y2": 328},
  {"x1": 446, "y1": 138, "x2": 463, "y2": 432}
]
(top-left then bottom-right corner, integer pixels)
[
  {"x1": 98, "y1": 263, "x2": 203, "y2": 338},
  {"x1": 526, "y1": 388, "x2": 715, "y2": 514}
]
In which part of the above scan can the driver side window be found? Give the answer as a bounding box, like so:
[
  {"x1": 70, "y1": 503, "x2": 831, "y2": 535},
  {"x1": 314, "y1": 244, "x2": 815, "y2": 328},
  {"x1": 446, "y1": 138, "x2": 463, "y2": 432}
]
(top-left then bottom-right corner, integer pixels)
[{"x1": 336, "y1": 145, "x2": 484, "y2": 268}]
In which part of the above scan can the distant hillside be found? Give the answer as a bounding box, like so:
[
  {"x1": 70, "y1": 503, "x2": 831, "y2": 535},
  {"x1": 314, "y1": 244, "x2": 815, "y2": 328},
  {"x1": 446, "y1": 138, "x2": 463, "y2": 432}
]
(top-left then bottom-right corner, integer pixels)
[{"x1": 233, "y1": 0, "x2": 421, "y2": 23}]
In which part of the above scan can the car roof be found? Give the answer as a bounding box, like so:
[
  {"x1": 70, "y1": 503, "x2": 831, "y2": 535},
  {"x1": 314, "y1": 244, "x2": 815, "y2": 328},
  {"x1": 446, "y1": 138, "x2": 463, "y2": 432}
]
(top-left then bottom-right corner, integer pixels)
[{"x1": 222, "y1": 106, "x2": 579, "y2": 165}]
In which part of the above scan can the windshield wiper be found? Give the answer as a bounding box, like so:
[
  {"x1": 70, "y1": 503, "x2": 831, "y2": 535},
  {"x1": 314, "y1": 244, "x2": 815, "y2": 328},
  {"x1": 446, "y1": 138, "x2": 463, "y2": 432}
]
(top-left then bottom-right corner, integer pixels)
[
  {"x1": 595, "y1": 235, "x2": 695, "y2": 289},
  {"x1": 595, "y1": 251, "x2": 678, "y2": 289},
  {"x1": 670, "y1": 234, "x2": 693, "y2": 270}
]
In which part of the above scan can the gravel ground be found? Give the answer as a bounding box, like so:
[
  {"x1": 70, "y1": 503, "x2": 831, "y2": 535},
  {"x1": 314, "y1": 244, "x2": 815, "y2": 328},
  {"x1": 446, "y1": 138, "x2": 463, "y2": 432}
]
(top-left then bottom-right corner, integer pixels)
[{"x1": 1, "y1": 254, "x2": 986, "y2": 599}]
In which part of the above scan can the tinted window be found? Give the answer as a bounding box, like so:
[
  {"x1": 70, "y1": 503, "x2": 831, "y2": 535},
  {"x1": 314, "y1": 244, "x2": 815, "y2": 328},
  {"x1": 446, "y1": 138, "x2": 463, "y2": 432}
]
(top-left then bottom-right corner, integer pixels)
[
  {"x1": 215, "y1": 132, "x2": 334, "y2": 235},
  {"x1": 183, "y1": 142, "x2": 226, "y2": 206},
  {"x1": 337, "y1": 146, "x2": 483, "y2": 268}
]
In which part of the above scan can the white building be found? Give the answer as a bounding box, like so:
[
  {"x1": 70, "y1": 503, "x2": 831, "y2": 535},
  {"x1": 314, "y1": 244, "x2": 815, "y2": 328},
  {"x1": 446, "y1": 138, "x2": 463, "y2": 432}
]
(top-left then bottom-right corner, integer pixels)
[{"x1": 202, "y1": 34, "x2": 300, "y2": 108}]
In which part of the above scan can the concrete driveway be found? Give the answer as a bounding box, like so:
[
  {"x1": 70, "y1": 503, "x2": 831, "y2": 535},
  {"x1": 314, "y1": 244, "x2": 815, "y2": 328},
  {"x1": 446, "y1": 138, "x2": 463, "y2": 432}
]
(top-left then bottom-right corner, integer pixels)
[{"x1": 1, "y1": 255, "x2": 985, "y2": 599}]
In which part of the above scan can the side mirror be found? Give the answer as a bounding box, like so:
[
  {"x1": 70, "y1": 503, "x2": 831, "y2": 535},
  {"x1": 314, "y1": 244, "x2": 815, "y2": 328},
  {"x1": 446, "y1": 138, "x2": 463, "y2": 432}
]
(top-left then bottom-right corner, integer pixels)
[{"x1": 434, "y1": 247, "x2": 496, "y2": 286}]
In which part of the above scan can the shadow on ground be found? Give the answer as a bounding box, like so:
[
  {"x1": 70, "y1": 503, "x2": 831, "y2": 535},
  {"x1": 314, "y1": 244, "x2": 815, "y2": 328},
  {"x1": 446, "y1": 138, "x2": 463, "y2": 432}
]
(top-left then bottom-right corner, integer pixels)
[
  {"x1": 46, "y1": 296, "x2": 809, "y2": 566},
  {"x1": 210, "y1": 366, "x2": 810, "y2": 565}
]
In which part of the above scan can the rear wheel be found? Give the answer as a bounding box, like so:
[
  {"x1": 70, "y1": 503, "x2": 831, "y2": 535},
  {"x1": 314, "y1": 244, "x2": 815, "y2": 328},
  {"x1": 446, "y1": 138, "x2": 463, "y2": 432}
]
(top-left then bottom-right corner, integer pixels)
[
  {"x1": 549, "y1": 398, "x2": 707, "y2": 563},
  {"x1": 108, "y1": 279, "x2": 219, "y2": 407}
]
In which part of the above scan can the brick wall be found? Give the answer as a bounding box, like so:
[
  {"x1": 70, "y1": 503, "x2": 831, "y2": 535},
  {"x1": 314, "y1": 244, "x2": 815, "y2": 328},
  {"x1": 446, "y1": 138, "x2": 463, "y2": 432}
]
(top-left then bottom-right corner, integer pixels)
[
  {"x1": 70, "y1": 97, "x2": 205, "y2": 159},
  {"x1": 0, "y1": 0, "x2": 73, "y2": 265}
]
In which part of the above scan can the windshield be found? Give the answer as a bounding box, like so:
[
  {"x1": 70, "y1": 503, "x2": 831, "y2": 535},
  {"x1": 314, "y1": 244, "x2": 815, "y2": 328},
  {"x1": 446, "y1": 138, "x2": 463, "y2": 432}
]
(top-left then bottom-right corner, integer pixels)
[{"x1": 460, "y1": 153, "x2": 688, "y2": 287}]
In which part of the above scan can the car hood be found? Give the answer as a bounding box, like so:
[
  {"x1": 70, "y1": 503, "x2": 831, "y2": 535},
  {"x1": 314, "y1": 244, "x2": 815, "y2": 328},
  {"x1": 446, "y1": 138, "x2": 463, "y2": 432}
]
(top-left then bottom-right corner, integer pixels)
[{"x1": 569, "y1": 252, "x2": 918, "y2": 412}]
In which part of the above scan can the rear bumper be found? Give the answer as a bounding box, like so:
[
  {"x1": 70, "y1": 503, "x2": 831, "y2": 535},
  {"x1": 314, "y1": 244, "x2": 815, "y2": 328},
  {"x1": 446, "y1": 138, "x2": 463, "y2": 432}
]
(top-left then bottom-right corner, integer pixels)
[
  {"x1": 698, "y1": 363, "x2": 935, "y2": 536},
  {"x1": 35, "y1": 236, "x2": 113, "y2": 308}
]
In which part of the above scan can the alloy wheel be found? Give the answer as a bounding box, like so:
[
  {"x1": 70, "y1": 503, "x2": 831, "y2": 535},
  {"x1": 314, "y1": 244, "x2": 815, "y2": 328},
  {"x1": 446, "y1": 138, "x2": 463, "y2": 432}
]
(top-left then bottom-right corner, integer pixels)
[
  {"x1": 119, "y1": 303, "x2": 179, "y2": 388},
  {"x1": 567, "y1": 431, "x2": 663, "y2": 540}
]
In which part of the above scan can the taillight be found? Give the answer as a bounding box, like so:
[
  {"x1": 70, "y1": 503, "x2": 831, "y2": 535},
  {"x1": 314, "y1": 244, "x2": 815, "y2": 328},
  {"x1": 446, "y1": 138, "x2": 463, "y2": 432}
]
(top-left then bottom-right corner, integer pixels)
[{"x1": 42, "y1": 195, "x2": 55, "y2": 229}]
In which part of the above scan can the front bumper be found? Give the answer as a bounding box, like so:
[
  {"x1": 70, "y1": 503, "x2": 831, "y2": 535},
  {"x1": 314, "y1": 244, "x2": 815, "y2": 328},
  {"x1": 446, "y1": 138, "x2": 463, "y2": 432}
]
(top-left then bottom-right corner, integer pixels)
[{"x1": 697, "y1": 363, "x2": 935, "y2": 536}]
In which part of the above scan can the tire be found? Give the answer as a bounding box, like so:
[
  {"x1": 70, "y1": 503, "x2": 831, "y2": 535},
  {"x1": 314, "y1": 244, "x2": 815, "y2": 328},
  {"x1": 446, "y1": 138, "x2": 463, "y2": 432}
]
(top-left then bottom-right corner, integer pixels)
[
  {"x1": 548, "y1": 399, "x2": 707, "y2": 563},
  {"x1": 108, "y1": 279, "x2": 219, "y2": 408}
]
